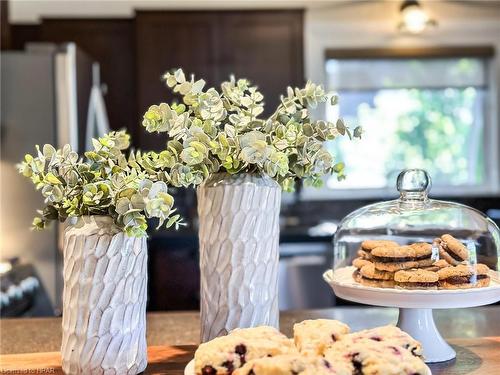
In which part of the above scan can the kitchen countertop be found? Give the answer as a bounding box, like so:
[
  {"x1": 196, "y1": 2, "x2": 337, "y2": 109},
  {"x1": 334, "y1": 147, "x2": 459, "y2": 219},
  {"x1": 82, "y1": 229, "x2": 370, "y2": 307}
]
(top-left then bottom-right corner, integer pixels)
[{"x1": 1, "y1": 306, "x2": 499, "y2": 355}]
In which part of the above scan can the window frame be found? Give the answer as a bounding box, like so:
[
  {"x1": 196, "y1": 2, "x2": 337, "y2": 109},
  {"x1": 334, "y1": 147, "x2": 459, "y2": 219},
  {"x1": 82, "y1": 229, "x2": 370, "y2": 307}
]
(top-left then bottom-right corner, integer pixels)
[{"x1": 301, "y1": 46, "x2": 499, "y2": 201}]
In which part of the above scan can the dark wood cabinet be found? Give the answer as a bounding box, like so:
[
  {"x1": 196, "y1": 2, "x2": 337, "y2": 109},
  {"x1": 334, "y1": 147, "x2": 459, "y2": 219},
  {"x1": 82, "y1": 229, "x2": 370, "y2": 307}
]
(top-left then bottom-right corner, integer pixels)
[
  {"x1": 135, "y1": 12, "x2": 219, "y2": 150},
  {"x1": 217, "y1": 11, "x2": 303, "y2": 112},
  {"x1": 1, "y1": 1, "x2": 11, "y2": 50},
  {"x1": 135, "y1": 10, "x2": 304, "y2": 150},
  {"x1": 10, "y1": 10, "x2": 303, "y2": 150},
  {"x1": 39, "y1": 20, "x2": 137, "y2": 137}
]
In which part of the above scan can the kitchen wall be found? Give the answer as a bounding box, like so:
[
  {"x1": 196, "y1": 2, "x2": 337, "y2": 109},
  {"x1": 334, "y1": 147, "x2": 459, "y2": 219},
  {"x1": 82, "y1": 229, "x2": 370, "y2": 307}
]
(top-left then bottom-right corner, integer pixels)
[
  {"x1": 304, "y1": 1, "x2": 500, "y2": 200},
  {"x1": 3, "y1": 0, "x2": 500, "y2": 312}
]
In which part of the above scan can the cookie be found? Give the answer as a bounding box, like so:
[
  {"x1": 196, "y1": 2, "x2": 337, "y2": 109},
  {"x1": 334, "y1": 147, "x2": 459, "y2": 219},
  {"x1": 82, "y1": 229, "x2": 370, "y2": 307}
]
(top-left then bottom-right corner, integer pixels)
[
  {"x1": 437, "y1": 263, "x2": 490, "y2": 289},
  {"x1": 422, "y1": 259, "x2": 450, "y2": 272},
  {"x1": 194, "y1": 327, "x2": 297, "y2": 375},
  {"x1": 352, "y1": 257, "x2": 372, "y2": 269},
  {"x1": 361, "y1": 240, "x2": 399, "y2": 252},
  {"x1": 339, "y1": 325, "x2": 423, "y2": 357},
  {"x1": 373, "y1": 258, "x2": 434, "y2": 272},
  {"x1": 233, "y1": 354, "x2": 349, "y2": 375},
  {"x1": 436, "y1": 234, "x2": 469, "y2": 265},
  {"x1": 371, "y1": 244, "x2": 432, "y2": 263},
  {"x1": 357, "y1": 249, "x2": 372, "y2": 260},
  {"x1": 360, "y1": 263, "x2": 394, "y2": 281},
  {"x1": 354, "y1": 264, "x2": 395, "y2": 288},
  {"x1": 293, "y1": 319, "x2": 350, "y2": 356},
  {"x1": 394, "y1": 269, "x2": 439, "y2": 290},
  {"x1": 357, "y1": 277, "x2": 396, "y2": 288},
  {"x1": 324, "y1": 338, "x2": 428, "y2": 375}
]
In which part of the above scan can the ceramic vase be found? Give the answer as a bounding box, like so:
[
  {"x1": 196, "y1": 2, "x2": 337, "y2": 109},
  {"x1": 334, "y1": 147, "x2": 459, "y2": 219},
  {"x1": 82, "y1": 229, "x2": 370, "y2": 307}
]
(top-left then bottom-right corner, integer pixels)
[
  {"x1": 197, "y1": 172, "x2": 281, "y2": 342},
  {"x1": 61, "y1": 216, "x2": 147, "y2": 374}
]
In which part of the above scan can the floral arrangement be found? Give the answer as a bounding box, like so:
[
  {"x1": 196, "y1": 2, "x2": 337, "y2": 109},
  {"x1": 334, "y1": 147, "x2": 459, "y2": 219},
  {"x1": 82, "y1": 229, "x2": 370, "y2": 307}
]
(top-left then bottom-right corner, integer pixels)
[
  {"x1": 140, "y1": 69, "x2": 361, "y2": 191},
  {"x1": 18, "y1": 131, "x2": 182, "y2": 237}
]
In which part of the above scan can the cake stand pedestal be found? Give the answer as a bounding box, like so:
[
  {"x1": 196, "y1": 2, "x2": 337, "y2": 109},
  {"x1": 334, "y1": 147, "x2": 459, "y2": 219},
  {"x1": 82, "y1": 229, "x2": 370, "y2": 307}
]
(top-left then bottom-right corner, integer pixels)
[
  {"x1": 323, "y1": 267, "x2": 500, "y2": 363},
  {"x1": 397, "y1": 308, "x2": 455, "y2": 362}
]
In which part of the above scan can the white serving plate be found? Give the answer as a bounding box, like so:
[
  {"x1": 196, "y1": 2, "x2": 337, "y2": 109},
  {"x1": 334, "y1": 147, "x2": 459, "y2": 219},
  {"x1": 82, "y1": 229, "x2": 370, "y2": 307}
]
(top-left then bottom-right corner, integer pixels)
[
  {"x1": 324, "y1": 266, "x2": 500, "y2": 362},
  {"x1": 184, "y1": 359, "x2": 194, "y2": 375},
  {"x1": 183, "y1": 358, "x2": 432, "y2": 374},
  {"x1": 324, "y1": 266, "x2": 500, "y2": 309}
]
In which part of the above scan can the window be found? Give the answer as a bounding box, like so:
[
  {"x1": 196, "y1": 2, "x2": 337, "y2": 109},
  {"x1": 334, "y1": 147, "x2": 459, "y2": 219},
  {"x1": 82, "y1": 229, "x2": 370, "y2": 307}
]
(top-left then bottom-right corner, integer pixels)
[{"x1": 304, "y1": 49, "x2": 497, "y2": 199}]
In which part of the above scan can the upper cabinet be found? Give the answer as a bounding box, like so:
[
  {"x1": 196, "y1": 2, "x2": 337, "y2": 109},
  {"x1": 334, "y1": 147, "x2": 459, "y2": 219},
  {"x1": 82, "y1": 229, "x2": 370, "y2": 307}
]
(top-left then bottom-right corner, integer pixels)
[
  {"x1": 9, "y1": 10, "x2": 304, "y2": 151},
  {"x1": 135, "y1": 10, "x2": 304, "y2": 150}
]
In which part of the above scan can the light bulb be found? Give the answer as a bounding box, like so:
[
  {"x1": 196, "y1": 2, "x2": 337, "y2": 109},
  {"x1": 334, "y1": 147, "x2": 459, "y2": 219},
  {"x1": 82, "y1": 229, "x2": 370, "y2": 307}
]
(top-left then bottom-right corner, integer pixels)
[
  {"x1": 0, "y1": 261, "x2": 12, "y2": 275},
  {"x1": 402, "y1": 4, "x2": 429, "y2": 34},
  {"x1": 398, "y1": 0, "x2": 436, "y2": 34}
]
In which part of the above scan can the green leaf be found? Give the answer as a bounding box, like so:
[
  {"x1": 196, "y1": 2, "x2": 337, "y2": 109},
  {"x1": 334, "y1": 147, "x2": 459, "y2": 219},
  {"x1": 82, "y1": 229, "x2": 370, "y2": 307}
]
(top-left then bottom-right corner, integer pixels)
[
  {"x1": 166, "y1": 214, "x2": 181, "y2": 228},
  {"x1": 333, "y1": 162, "x2": 345, "y2": 173},
  {"x1": 45, "y1": 173, "x2": 62, "y2": 184},
  {"x1": 353, "y1": 126, "x2": 363, "y2": 138}
]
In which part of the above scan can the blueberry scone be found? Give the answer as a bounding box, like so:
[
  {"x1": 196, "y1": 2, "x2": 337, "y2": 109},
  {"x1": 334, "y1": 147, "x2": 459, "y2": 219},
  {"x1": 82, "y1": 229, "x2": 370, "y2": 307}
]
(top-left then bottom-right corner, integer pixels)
[
  {"x1": 233, "y1": 354, "x2": 350, "y2": 375},
  {"x1": 194, "y1": 327, "x2": 297, "y2": 375},
  {"x1": 324, "y1": 338, "x2": 428, "y2": 375},
  {"x1": 293, "y1": 319, "x2": 350, "y2": 356},
  {"x1": 230, "y1": 326, "x2": 288, "y2": 341},
  {"x1": 339, "y1": 325, "x2": 423, "y2": 357}
]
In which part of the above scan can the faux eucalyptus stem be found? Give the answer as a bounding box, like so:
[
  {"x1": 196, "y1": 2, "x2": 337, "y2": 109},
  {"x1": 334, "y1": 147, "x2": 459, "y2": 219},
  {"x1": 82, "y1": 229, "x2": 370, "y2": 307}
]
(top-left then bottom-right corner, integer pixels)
[
  {"x1": 18, "y1": 131, "x2": 183, "y2": 237},
  {"x1": 140, "y1": 69, "x2": 362, "y2": 192}
]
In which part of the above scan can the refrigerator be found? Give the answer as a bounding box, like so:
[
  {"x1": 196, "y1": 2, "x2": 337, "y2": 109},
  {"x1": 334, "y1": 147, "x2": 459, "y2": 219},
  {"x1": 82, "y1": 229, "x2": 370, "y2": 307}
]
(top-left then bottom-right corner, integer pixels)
[{"x1": 0, "y1": 42, "x2": 107, "y2": 315}]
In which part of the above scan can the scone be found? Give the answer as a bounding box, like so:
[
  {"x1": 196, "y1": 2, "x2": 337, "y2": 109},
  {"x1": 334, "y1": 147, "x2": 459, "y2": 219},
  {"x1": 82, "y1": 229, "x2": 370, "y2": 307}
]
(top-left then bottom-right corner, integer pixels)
[
  {"x1": 293, "y1": 319, "x2": 350, "y2": 356},
  {"x1": 371, "y1": 244, "x2": 433, "y2": 272},
  {"x1": 438, "y1": 263, "x2": 490, "y2": 289},
  {"x1": 194, "y1": 327, "x2": 297, "y2": 375},
  {"x1": 435, "y1": 234, "x2": 469, "y2": 265},
  {"x1": 230, "y1": 326, "x2": 287, "y2": 341},
  {"x1": 233, "y1": 354, "x2": 349, "y2": 375},
  {"x1": 394, "y1": 269, "x2": 439, "y2": 290},
  {"x1": 339, "y1": 325, "x2": 423, "y2": 357},
  {"x1": 324, "y1": 338, "x2": 428, "y2": 375}
]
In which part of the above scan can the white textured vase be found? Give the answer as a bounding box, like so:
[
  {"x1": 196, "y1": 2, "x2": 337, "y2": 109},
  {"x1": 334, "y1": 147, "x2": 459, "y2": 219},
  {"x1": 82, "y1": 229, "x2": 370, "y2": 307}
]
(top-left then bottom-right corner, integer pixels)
[
  {"x1": 61, "y1": 216, "x2": 147, "y2": 375},
  {"x1": 197, "y1": 172, "x2": 281, "y2": 342}
]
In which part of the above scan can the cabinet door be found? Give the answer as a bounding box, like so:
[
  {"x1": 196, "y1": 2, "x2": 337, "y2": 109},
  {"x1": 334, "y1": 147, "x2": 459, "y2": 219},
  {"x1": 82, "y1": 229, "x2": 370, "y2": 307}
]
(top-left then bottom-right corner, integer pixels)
[
  {"x1": 134, "y1": 10, "x2": 303, "y2": 149},
  {"x1": 135, "y1": 12, "x2": 219, "y2": 150},
  {"x1": 40, "y1": 20, "x2": 136, "y2": 144},
  {"x1": 218, "y1": 10, "x2": 304, "y2": 116}
]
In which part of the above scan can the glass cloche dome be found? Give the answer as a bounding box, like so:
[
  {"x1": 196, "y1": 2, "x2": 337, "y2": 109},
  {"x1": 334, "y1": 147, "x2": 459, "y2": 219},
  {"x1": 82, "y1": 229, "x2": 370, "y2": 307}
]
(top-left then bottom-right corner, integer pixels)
[{"x1": 333, "y1": 169, "x2": 500, "y2": 290}]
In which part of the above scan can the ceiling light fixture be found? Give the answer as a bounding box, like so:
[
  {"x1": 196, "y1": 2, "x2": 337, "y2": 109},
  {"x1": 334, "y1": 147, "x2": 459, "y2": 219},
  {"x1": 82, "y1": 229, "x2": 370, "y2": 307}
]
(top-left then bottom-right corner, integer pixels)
[{"x1": 398, "y1": 0, "x2": 437, "y2": 34}]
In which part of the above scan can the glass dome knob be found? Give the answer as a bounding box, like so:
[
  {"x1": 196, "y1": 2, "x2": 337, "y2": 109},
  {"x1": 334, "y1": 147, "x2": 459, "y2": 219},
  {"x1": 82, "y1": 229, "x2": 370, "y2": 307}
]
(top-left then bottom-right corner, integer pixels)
[{"x1": 397, "y1": 169, "x2": 431, "y2": 205}]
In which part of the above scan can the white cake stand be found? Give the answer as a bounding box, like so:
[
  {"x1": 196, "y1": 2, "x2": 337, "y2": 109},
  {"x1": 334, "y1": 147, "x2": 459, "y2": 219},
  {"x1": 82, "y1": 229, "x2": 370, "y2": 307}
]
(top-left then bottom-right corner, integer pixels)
[{"x1": 323, "y1": 266, "x2": 500, "y2": 363}]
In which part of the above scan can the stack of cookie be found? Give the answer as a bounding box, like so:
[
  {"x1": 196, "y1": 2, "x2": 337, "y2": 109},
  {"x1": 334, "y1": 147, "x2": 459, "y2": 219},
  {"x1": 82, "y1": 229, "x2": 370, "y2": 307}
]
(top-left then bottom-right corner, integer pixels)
[
  {"x1": 434, "y1": 234, "x2": 469, "y2": 265},
  {"x1": 194, "y1": 320, "x2": 428, "y2": 375},
  {"x1": 352, "y1": 234, "x2": 491, "y2": 290}
]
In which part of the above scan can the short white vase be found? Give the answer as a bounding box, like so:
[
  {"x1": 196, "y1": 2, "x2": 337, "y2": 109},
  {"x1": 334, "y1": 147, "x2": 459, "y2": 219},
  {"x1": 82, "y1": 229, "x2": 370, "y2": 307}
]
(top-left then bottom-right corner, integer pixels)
[
  {"x1": 61, "y1": 216, "x2": 147, "y2": 375},
  {"x1": 197, "y1": 172, "x2": 281, "y2": 342}
]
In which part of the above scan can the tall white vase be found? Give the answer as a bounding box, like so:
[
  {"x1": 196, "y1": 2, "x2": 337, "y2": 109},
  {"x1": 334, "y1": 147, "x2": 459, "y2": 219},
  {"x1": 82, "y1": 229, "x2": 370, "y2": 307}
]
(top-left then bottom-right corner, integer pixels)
[
  {"x1": 61, "y1": 216, "x2": 147, "y2": 375},
  {"x1": 197, "y1": 173, "x2": 281, "y2": 342}
]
